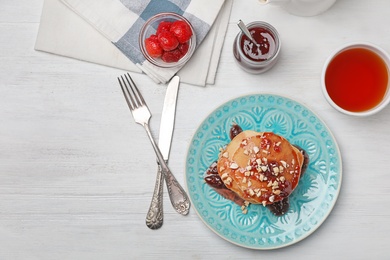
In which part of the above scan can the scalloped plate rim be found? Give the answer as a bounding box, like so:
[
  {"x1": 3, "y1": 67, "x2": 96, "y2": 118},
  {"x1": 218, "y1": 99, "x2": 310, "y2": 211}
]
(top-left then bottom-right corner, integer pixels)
[{"x1": 185, "y1": 93, "x2": 342, "y2": 250}]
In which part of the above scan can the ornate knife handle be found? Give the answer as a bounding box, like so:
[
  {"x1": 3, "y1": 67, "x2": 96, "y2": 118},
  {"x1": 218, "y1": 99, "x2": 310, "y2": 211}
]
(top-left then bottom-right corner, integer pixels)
[
  {"x1": 144, "y1": 124, "x2": 191, "y2": 215},
  {"x1": 160, "y1": 160, "x2": 191, "y2": 215},
  {"x1": 145, "y1": 166, "x2": 164, "y2": 230}
]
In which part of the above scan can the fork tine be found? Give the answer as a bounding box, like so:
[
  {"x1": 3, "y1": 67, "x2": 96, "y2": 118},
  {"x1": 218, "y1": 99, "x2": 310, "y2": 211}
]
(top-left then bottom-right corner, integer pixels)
[
  {"x1": 123, "y1": 74, "x2": 139, "y2": 108},
  {"x1": 118, "y1": 75, "x2": 135, "y2": 111},
  {"x1": 125, "y1": 73, "x2": 146, "y2": 107}
]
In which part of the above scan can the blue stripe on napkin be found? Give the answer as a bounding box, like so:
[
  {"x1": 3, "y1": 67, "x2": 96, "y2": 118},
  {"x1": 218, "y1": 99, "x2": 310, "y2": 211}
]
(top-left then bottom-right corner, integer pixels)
[
  {"x1": 119, "y1": 0, "x2": 190, "y2": 17},
  {"x1": 141, "y1": 0, "x2": 188, "y2": 19},
  {"x1": 114, "y1": 0, "x2": 210, "y2": 65}
]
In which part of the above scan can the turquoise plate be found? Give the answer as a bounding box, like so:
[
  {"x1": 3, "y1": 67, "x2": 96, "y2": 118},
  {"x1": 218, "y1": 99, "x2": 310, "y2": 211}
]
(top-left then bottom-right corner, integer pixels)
[{"x1": 185, "y1": 94, "x2": 342, "y2": 249}]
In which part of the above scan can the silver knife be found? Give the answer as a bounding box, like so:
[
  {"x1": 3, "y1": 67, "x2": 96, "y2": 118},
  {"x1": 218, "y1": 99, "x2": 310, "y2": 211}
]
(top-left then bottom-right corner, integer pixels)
[{"x1": 145, "y1": 75, "x2": 190, "y2": 229}]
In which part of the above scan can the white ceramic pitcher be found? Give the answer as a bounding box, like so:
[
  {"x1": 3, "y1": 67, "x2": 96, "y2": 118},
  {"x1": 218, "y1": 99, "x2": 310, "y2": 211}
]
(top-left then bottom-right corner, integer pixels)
[{"x1": 259, "y1": 0, "x2": 337, "y2": 17}]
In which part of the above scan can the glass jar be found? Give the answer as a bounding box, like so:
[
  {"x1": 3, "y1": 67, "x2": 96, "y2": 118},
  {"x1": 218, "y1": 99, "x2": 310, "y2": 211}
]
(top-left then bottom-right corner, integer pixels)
[{"x1": 233, "y1": 21, "x2": 281, "y2": 74}]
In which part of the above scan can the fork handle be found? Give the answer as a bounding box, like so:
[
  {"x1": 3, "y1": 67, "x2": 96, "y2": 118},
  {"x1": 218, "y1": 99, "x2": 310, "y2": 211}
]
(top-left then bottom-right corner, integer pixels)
[
  {"x1": 144, "y1": 124, "x2": 191, "y2": 215},
  {"x1": 145, "y1": 165, "x2": 164, "y2": 229}
]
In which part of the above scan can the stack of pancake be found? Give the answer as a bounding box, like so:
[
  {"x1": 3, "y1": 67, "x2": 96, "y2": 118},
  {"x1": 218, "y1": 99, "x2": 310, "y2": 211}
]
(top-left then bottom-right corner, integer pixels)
[{"x1": 217, "y1": 130, "x2": 304, "y2": 206}]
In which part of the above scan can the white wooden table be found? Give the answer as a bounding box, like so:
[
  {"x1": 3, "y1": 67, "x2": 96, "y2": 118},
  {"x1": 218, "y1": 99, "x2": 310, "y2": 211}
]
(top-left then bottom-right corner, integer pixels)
[{"x1": 1, "y1": 0, "x2": 390, "y2": 259}]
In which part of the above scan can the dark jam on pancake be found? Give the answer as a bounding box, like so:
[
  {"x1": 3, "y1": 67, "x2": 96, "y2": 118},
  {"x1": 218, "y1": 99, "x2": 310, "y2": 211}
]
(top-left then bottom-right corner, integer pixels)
[{"x1": 204, "y1": 124, "x2": 309, "y2": 216}]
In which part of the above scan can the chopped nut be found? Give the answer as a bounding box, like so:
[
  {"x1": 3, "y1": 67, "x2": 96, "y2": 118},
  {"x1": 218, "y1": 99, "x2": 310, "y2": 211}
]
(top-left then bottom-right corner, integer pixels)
[
  {"x1": 224, "y1": 177, "x2": 232, "y2": 185},
  {"x1": 222, "y1": 152, "x2": 229, "y2": 158},
  {"x1": 269, "y1": 195, "x2": 275, "y2": 203},
  {"x1": 248, "y1": 188, "x2": 255, "y2": 196},
  {"x1": 219, "y1": 166, "x2": 225, "y2": 171},
  {"x1": 262, "y1": 201, "x2": 267, "y2": 207},
  {"x1": 273, "y1": 190, "x2": 281, "y2": 195},
  {"x1": 273, "y1": 167, "x2": 280, "y2": 174},
  {"x1": 280, "y1": 176, "x2": 286, "y2": 182},
  {"x1": 267, "y1": 181, "x2": 272, "y2": 187},
  {"x1": 262, "y1": 157, "x2": 268, "y2": 163},
  {"x1": 246, "y1": 165, "x2": 252, "y2": 171},
  {"x1": 242, "y1": 208, "x2": 248, "y2": 214},
  {"x1": 221, "y1": 172, "x2": 229, "y2": 179},
  {"x1": 244, "y1": 171, "x2": 251, "y2": 177},
  {"x1": 247, "y1": 180, "x2": 252, "y2": 187},
  {"x1": 243, "y1": 177, "x2": 247, "y2": 183},
  {"x1": 280, "y1": 160, "x2": 287, "y2": 168},
  {"x1": 279, "y1": 165, "x2": 284, "y2": 172},
  {"x1": 275, "y1": 141, "x2": 281, "y2": 146},
  {"x1": 292, "y1": 159, "x2": 295, "y2": 165},
  {"x1": 243, "y1": 149, "x2": 249, "y2": 155},
  {"x1": 230, "y1": 162, "x2": 239, "y2": 169},
  {"x1": 253, "y1": 146, "x2": 260, "y2": 154},
  {"x1": 256, "y1": 158, "x2": 262, "y2": 165},
  {"x1": 259, "y1": 174, "x2": 265, "y2": 182},
  {"x1": 244, "y1": 201, "x2": 250, "y2": 206},
  {"x1": 261, "y1": 166, "x2": 268, "y2": 172}
]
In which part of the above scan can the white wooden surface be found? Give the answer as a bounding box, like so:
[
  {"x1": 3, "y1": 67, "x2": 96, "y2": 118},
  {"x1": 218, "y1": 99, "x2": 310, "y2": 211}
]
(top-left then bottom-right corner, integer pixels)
[{"x1": 1, "y1": 0, "x2": 390, "y2": 259}]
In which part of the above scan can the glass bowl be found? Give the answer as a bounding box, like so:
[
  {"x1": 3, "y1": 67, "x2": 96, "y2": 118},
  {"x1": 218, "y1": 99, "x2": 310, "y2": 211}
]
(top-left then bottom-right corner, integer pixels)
[{"x1": 139, "y1": 12, "x2": 196, "y2": 68}]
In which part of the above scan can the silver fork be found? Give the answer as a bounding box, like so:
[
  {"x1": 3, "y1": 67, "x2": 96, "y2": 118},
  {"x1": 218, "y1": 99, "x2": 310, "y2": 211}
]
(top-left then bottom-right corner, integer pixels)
[{"x1": 118, "y1": 73, "x2": 191, "y2": 219}]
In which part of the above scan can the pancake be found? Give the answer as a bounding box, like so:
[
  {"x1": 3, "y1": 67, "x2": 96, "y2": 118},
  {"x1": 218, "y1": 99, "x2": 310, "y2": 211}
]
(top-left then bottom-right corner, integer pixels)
[{"x1": 217, "y1": 131, "x2": 304, "y2": 205}]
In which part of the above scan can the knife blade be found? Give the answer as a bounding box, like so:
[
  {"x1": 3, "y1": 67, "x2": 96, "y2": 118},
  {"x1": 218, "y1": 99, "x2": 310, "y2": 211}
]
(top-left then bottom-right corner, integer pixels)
[
  {"x1": 145, "y1": 75, "x2": 181, "y2": 229},
  {"x1": 158, "y1": 75, "x2": 180, "y2": 160}
]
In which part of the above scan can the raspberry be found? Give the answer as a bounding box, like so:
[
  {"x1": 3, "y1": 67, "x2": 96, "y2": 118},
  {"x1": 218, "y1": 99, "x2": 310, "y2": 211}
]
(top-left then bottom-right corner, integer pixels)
[
  {"x1": 161, "y1": 49, "x2": 183, "y2": 63},
  {"x1": 144, "y1": 34, "x2": 163, "y2": 58},
  {"x1": 178, "y1": 42, "x2": 189, "y2": 55},
  {"x1": 156, "y1": 21, "x2": 172, "y2": 35},
  {"x1": 158, "y1": 31, "x2": 179, "y2": 51},
  {"x1": 170, "y1": 20, "x2": 192, "y2": 44}
]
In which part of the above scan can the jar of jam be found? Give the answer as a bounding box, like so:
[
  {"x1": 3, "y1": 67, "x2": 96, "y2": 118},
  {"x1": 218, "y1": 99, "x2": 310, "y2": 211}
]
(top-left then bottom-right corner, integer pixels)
[{"x1": 233, "y1": 21, "x2": 281, "y2": 74}]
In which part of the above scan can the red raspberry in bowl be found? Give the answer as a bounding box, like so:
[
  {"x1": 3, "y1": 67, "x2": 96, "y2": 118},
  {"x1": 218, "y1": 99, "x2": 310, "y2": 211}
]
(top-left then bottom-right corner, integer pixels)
[
  {"x1": 170, "y1": 20, "x2": 193, "y2": 44},
  {"x1": 158, "y1": 31, "x2": 179, "y2": 51},
  {"x1": 156, "y1": 21, "x2": 172, "y2": 35},
  {"x1": 144, "y1": 34, "x2": 163, "y2": 58},
  {"x1": 161, "y1": 49, "x2": 183, "y2": 63},
  {"x1": 178, "y1": 42, "x2": 189, "y2": 55}
]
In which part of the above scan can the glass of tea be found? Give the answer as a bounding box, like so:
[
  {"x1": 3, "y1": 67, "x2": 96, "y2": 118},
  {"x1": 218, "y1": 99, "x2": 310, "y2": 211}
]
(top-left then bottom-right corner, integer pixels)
[{"x1": 321, "y1": 42, "x2": 390, "y2": 116}]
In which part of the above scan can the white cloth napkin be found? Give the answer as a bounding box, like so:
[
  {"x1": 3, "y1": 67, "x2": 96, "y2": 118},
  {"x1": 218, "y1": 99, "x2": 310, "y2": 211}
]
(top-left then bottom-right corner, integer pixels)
[{"x1": 35, "y1": 0, "x2": 233, "y2": 86}]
